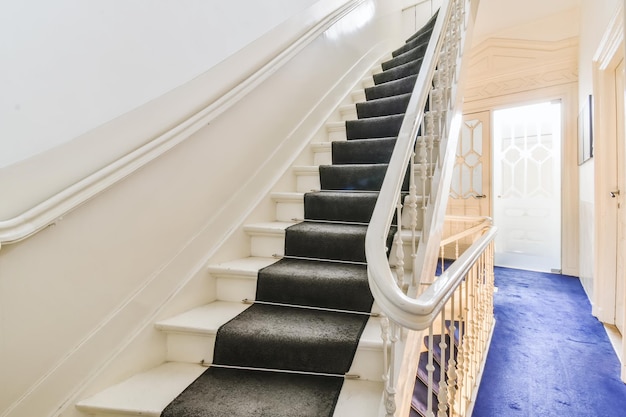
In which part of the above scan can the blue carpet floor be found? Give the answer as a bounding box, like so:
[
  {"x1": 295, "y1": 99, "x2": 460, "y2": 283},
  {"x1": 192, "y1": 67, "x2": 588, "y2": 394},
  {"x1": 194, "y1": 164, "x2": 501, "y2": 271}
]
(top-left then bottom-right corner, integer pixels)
[{"x1": 473, "y1": 267, "x2": 626, "y2": 417}]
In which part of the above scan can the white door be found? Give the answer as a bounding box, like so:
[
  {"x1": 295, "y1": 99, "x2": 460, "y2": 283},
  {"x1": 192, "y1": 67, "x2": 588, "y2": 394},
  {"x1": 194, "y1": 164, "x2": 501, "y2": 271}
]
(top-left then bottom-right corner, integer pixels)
[
  {"x1": 492, "y1": 101, "x2": 562, "y2": 272},
  {"x1": 614, "y1": 58, "x2": 625, "y2": 333}
]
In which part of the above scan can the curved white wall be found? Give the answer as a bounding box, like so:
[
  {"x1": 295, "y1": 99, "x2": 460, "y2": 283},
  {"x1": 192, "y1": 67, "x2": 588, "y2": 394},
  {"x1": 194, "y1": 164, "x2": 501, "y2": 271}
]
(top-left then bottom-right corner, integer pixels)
[{"x1": 0, "y1": 0, "x2": 318, "y2": 169}]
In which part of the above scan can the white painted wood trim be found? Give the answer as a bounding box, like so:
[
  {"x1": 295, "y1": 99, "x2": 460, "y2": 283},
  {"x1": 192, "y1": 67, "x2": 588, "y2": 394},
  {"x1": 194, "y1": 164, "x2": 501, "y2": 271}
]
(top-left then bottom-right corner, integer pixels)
[
  {"x1": 592, "y1": 2, "x2": 624, "y2": 324},
  {"x1": 0, "y1": 0, "x2": 366, "y2": 248}
]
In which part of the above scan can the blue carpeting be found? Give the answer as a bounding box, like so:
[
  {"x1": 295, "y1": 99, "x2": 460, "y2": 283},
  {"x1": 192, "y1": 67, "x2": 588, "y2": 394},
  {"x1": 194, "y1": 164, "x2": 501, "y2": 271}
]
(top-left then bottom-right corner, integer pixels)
[{"x1": 473, "y1": 267, "x2": 626, "y2": 416}]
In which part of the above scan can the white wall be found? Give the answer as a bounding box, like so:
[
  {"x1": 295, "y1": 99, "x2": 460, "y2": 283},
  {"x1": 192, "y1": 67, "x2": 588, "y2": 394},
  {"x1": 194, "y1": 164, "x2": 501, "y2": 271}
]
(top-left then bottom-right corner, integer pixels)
[
  {"x1": 0, "y1": 0, "x2": 319, "y2": 169},
  {"x1": 0, "y1": 0, "x2": 346, "y2": 221},
  {"x1": 0, "y1": 1, "x2": 406, "y2": 416},
  {"x1": 577, "y1": 0, "x2": 622, "y2": 296}
]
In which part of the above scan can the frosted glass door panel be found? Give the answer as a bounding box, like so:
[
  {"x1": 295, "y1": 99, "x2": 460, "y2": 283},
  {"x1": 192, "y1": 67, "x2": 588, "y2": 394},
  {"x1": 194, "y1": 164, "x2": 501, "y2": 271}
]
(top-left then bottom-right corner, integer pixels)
[{"x1": 493, "y1": 102, "x2": 561, "y2": 272}]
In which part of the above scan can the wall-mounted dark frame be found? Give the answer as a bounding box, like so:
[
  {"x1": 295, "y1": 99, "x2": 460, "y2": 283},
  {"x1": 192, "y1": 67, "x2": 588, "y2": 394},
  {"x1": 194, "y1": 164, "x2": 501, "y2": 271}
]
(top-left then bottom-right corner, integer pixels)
[{"x1": 578, "y1": 94, "x2": 593, "y2": 165}]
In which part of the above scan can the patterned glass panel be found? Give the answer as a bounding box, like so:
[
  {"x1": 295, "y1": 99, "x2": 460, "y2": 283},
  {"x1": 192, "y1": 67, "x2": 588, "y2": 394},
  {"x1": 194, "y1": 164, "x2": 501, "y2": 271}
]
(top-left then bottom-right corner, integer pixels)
[
  {"x1": 451, "y1": 119, "x2": 483, "y2": 199},
  {"x1": 493, "y1": 101, "x2": 561, "y2": 272}
]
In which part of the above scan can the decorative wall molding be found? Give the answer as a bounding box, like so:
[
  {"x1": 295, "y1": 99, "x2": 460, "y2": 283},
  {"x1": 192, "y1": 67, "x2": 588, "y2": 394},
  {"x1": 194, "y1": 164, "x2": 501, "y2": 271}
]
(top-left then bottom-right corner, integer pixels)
[{"x1": 464, "y1": 37, "x2": 579, "y2": 102}]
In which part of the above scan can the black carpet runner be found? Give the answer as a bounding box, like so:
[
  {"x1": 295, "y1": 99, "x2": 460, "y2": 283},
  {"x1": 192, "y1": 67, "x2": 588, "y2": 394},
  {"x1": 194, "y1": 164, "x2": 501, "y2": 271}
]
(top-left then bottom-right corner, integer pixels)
[{"x1": 162, "y1": 12, "x2": 437, "y2": 417}]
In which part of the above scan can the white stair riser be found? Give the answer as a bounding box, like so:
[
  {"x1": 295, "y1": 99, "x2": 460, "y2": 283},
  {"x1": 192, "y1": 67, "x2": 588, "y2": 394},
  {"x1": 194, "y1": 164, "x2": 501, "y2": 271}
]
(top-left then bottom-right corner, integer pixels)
[
  {"x1": 339, "y1": 106, "x2": 358, "y2": 121},
  {"x1": 313, "y1": 148, "x2": 332, "y2": 165},
  {"x1": 166, "y1": 333, "x2": 215, "y2": 364},
  {"x1": 275, "y1": 200, "x2": 304, "y2": 222},
  {"x1": 362, "y1": 76, "x2": 375, "y2": 89},
  {"x1": 249, "y1": 234, "x2": 285, "y2": 257},
  {"x1": 295, "y1": 172, "x2": 321, "y2": 193},
  {"x1": 163, "y1": 331, "x2": 384, "y2": 382},
  {"x1": 326, "y1": 125, "x2": 347, "y2": 142},
  {"x1": 348, "y1": 347, "x2": 384, "y2": 381},
  {"x1": 351, "y1": 90, "x2": 366, "y2": 103},
  {"x1": 216, "y1": 277, "x2": 257, "y2": 302}
]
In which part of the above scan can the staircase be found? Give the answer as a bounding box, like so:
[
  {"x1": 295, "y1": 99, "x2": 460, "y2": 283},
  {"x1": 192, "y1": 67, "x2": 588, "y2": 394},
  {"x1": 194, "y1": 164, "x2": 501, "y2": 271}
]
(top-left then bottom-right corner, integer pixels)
[{"x1": 76, "y1": 13, "x2": 440, "y2": 417}]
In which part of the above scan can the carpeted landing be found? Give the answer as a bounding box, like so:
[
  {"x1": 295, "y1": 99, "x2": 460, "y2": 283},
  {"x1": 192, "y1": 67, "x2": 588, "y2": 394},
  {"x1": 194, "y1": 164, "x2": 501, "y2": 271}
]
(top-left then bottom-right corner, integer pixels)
[
  {"x1": 473, "y1": 267, "x2": 626, "y2": 417},
  {"x1": 161, "y1": 11, "x2": 438, "y2": 417}
]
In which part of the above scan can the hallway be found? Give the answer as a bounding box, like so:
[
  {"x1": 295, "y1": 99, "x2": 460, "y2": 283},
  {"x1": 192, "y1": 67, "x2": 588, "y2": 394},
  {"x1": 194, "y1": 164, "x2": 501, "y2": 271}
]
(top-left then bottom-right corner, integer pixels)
[{"x1": 473, "y1": 267, "x2": 626, "y2": 416}]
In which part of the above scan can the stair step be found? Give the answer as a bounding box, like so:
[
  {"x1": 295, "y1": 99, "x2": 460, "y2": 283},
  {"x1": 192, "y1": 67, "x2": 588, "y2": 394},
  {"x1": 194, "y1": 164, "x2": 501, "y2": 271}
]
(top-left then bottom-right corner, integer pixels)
[
  {"x1": 154, "y1": 301, "x2": 385, "y2": 381},
  {"x1": 294, "y1": 164, "x2": 433, "y2": 194},
  {"x1": 351, "y1": 89, "x2": 366, "y2": 103},
  {"x1": 76, "y1": 362, "x2": 206, "y2": 417},
  {"x1": 76, "y1": 362, "x2": 384, "y2": 417},
  {"x1": 271, "y1": 192, "x2": 305, "y2": 222},
  {"x1": 209, "y1": 254, "x2": 384, "y2": 313},
  {"x1": 208, "y1": 256, "x2": 278, "y2": 301},
  {"x1": 361, "y1": 76, "x2": 375, "y2": 89},
  {"x1": 293, "y1": 165, "x2": 321, "y2": 192},
  {"x1": 339, "y1": 104, "x2": 358, "y2": 121},
  {"x1": 242, "y1": 220, "x2": 419, "y2": 271},
  {"x1": 312, "y1": 141, "x2": 332, "y2": 165},
  {"x1": 326, "y1": 121, "x2": 347, "y2": 141},
  {"x1": 243, "y1": 221, "x2": 295, "y2": 257}
]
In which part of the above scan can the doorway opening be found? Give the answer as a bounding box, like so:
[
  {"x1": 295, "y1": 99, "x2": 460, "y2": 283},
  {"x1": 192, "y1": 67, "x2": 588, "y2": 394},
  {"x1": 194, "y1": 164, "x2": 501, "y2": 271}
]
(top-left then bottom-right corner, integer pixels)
[{"x1": 492, "y1": 101, "x2": 562, "y2": 273}]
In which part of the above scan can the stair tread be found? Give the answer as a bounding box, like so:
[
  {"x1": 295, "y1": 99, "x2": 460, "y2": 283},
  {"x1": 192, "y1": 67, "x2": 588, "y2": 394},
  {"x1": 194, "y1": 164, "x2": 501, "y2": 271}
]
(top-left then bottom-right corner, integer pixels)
[
  {"x1": 293, "y1": 165, "x2": 321, "y2": 173},
  {"x1": 311, "y1": 141, "x2": 332, "y2": 150},
  {"x1": 326, "y1": 121, "x2": 347, "y2": 130},
  {"x1": 271, "y1": 191, "x2": 305, "y2": 199},
  {"x1": 77, "y1": 362, "x2": 383, "y2": 417},
  {"x1": 76, "y1": 362, "x2": 206, "y2": 416},
  {"x1": 207, "y1": 256, "x2": 278, "y2": 277},
  {"x1": 243, "y1": 221, "x2": 295, "y2": 234},
  {"x1": 156, "y1": 300, "x2": 383, "y2": 349},
  {"x1": 155, "y1": 301, "x2": 250, "y2": 335}
]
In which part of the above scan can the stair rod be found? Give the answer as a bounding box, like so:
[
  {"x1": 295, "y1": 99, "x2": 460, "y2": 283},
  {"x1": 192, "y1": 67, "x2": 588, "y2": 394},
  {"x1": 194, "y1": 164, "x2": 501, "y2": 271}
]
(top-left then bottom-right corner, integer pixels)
[
  {"x1": 201, "y1": 362, "x2": 361, "y2": 380},
  {"x1": 241, "y1": 298, "x2": 380, "y2": 317},
  {"x1": 272, "y1": 253, "x2": 368, "y2": 265},
  {"x1": 290, "y1": 217, "x2": 400, "y2": 228}
]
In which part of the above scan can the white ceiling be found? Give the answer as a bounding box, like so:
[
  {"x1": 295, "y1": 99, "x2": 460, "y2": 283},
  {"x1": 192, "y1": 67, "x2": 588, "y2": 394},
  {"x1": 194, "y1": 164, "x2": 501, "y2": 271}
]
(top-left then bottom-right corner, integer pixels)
[{"x1": 473, "y1": 0, "x2": 582, "y2": 40}]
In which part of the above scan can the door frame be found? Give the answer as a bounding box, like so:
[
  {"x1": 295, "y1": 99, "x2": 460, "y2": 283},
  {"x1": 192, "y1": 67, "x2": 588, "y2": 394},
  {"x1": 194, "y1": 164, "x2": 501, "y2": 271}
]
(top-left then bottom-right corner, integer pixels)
[
  {"x1": 591, "y1": 2, "x2": 626, "y2": 379},
  {"x1": 491, "y1": 100, "x2": 563, "y2": 272},
  {"x1": 463, "y1": 83, "x2": 579, "y2": 277}
]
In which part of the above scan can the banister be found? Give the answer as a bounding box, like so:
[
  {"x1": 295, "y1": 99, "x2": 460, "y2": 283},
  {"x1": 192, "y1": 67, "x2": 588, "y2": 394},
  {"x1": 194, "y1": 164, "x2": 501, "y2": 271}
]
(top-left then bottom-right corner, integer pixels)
[
  {"x1": 368, "y1": 222, "x2": 495, "y2": 330},
  {"x1": 365, "y1": 3, "x2": 489, "y2": 413},
  {"x1": 365, "y1": 0, "x2": 481, "y2": 328}
]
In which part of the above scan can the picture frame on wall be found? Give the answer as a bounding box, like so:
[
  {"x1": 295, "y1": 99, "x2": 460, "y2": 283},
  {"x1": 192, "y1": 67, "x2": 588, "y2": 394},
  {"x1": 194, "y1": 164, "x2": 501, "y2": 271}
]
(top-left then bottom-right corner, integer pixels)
[{"x1": 578, "y1": 94, "x2": 593, "y2": 165}]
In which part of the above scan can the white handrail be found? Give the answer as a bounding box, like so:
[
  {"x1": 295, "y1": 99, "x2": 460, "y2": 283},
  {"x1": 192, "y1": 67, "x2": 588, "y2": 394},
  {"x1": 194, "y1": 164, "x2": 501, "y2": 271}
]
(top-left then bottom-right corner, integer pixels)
[
  {"x1": 0, "y1": 0, "x2": 366, "y2": 249},
  {"x1": 365, "y1": 0, "x2": 481, "y2": 330}
]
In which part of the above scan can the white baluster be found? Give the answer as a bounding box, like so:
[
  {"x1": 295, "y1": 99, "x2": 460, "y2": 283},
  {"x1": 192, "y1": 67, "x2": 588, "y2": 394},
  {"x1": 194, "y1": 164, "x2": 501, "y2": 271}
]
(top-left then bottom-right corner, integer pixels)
[
  {"x1": 380, "y1": 316, "x2": 396, "y2": 417},
  {"x1": 437, "y1": 314, "x2": 449, "y2": 417},
  {"x1": 426, "y1": 325, "x2": 436, "y2": 417},
  {"x1": 447, "y1": 292, "x2": 458, "y2": 415},
  {"x1": 394, "y1": 197, "x2": 405, "y2": 291}
]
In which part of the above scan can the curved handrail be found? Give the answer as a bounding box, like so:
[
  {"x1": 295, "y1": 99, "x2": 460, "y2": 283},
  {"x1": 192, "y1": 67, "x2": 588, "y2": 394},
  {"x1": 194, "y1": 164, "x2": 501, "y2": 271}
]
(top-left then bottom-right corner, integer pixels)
[
  {"x1": 366, "y1": 0, "x2": 482, "y2": 330},
  {"x1": 0, "y1": 0, "x2": 366, "y2": 248}
]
